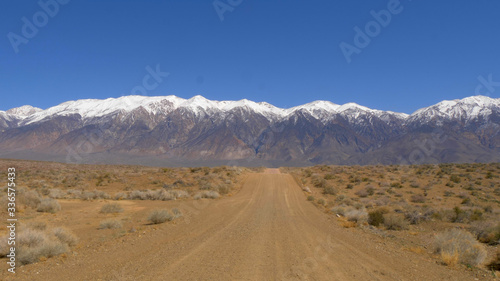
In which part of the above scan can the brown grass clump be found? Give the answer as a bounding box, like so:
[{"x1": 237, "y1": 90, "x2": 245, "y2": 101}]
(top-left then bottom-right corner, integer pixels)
[
  {"x1": 53, "y1": 227, "x2": 78, "y2": 246},
  {"x1": 434, "y1": 229, "x2": 486, "y2": 267},
  {"x1": 345, "y1": 207, "x2": 368, "y2": 224},
  {"x1": 99, "y1": 219, "x2": 123, "y2": 229},
  {"x1": 37, "y1": 198, "x2": 61, "y2": 213},
  {"x1": 487, "y1": 248, "x2": 500, "y2": 271},
  {"x1": 16, "y1": 227, "x2": 77, "y2": 265},
  {"x1": 383, "y1": 214, "x2": 409, "y2": 230},
  {"x1": 148, "y1": 209, "x2": 174, "y2": 224},
  {"x1": 100, "y1": 202, "x2": 124, "y2": 214},
  {"x1": 21, "y1": 190, "x2": 42, "y2": 208}
]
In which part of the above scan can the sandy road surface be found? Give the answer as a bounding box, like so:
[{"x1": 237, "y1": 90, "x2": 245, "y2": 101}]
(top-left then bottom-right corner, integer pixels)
[{"x1": 11, "y1": 170, "x2": 482, "y2": 280}]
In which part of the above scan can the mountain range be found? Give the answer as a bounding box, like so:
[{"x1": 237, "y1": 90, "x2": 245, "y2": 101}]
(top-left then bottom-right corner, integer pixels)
[{"x1": 0, "y1": 95, "x2": 499, "y2": 167}]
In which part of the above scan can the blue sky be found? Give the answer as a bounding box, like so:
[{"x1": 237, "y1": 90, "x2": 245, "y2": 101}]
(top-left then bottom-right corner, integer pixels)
[{"x1": 1, "y1": 0, "x2": 499, "y2": 114}]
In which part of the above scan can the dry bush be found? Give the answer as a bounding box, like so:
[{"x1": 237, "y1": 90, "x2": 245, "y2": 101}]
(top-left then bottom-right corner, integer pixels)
[
  {"x1": 100, "y1": 202, "x2": 124, "y2": 214},
  {"x1": 345, "y1": 208, "x2": 368, "y2": 224},
  {"x1": 81, "y1": 190, "x2": 110, "y2": 201},
  {"x1": 410, "y1": 194, "x2": 426, "y2": 203},
  {"x1": 368, "y1": 208, "x2": 389, "y2": 227},
  {"x1": 383, "y1": 214, "x2": 409, "y2": 230},
  {"x1": 99, "y1": 219, "x2": 123, "y2": 229},
  {"x1": 48, "y1": 188, "x2": 66, "y2": 199},
  {"x1": 26, "y1": 221, "x2": 47, "y2": 231},
  {"x1": 434, "y1": 229, "x2": 486, "y2": 267},
  {"x1": 22, "y1": 190, "x2": 41, "y2": 208},
  {"x1": 18, "y1": 240, "x2": 68, "y2": 265},
  {"x1": 0, "y1": 235, "x2": 9, "y2": 257},
  {"x1": 355, "y1": 189, "x2": 369, "y2": 198},
  {"x1": 113, "y1": 192, "x2": 127, "y2": 200},
  {"x1": 148, "y1": 210, "x2": 173, "y2": 224},
  {"x1": 172, "y1": 208, "x2": 182, "y2": 218},
  {"x1": 471, "y1": 221, "x2": 500, "y2": 245},
  {"x1": 53, "y1": 227, "x2": 78, "y2": 246},
  {"x1": 194, "y1": 190, "x2": 220, "y2": 200},
  {"x1": 331, "y1": 206, "x2": 346, "y2": 216},
  {"x1": 488, "y1": 248, "x2": 500, "y2": 271},
  {"x1": 15, "y1": 226, "x2": 76, "y2": 265},
  {"x1": 37, "y1": 198, "x2": 61, "y2": 213},
  {"x1": 323, "y1": 186, "x2": 336, "y2": 195}
]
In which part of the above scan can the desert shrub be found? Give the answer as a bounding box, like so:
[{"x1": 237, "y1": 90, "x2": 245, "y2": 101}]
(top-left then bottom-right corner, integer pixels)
[
  {"x1": 99, "y1": 219, "x2": 123, "y2": 229},
  {"x1": 355, "y1": 189, "x2": 369, "y2": 198},
  {"x1": 324, "y1": 174, "x2": 335, "y2": 180},
  {"x1": 317, "y1": 198, "x2": 326, "y2": 206},
  {"x1": 22, "y1": 190, "x2": 41, "y2": 208},
  {"x1": 48, "y1": 188, "x2": 66, "y2": 199},
  {"x1": 194, "y1": 190, "x2": 220, "y2": 199},
  {"x1": 172, "y1": 208, "x2": 182, "y2": 218},
  {"x1": 217, "y1": 185, "x2": 230, "y2": 195},
  {"x1": 345, "y1": 208, "x2": 368, "y2": 224},
  {"x1": 15, "y1": 227, "x2": 75, "y2": 265},
  {"x1": 410, "y1": 194, "x2": 426, "y2": 203},
  {"x1": 53, "y1": 227, "x2": 78, "y2": 246},
  {"x1": 100, "y1": 202, "x2": 124, "y2": 214},
  {"x1": 471, "y1": 222, "x2": 500, "y2": 245},
  {"x1": 365, "y1": 185, "x2": 375, "y2": 195},
  {"x1": 368, "y1": 208, "x2": 389, "y2": 227},
  {"x1": 331, "y1": 206, "x2": 346, "y2": 216},
  {"x1": 346, "y1": 184, "x2": 354, "y2": 189},
  {"x1": 434, "y1": 229, "x2": 486, "y2": 267},
  {"x1": 26, "y1": 221, "x2": 47, "y2": 231},
  {"x1": 148, "y1": 209, "x2": 173, "y2": 224},
  {"x1": 451, "y1": 206, "x2": 470, "y2": 223},
  {"x1": 450, "y1": 174, "x2": 461, "y2": 184},
  {"x1": 323, "y1": 186, "x2": 336, "y2": 195},
  {"x1": 113, "y1": 192, "x2": 127, "y2": 200},
  {"x1": 383, "y1": 214, "x2": 409, "y2": 230},
  {"x1": 18, "y1": 240, "x2": 68, "y2": 265},
  {"x1": 81, "y1": 190, "x2": 110, "y2": 201},
  {"x1": 66, "y1": 189, "x2": 82, "y2": 198},
  {"x1": 313, "y1": 177, "x2": 327, "y2": 188},
  {"x1": 37, "y1": 198, "x2": 61, "y2": 213},
  {"x1": 488, "y1": 249, "x2": 500, "y2": 271},
  {"x1": 390, "y1": 182, "x2": 402, "y2": 188}
]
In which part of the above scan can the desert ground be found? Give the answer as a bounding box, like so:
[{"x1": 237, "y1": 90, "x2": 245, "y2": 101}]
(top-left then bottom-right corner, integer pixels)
[{"x1": 0, "y1": 160, "x2": 499, "y2": 280}]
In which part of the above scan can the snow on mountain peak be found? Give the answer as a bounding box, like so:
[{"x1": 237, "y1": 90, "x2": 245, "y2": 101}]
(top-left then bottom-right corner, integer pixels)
[
  {"x1": 6, "y1": 105, "x2": 43, "y2": 117},
  {"x1": 9, "y1": 94, "x2": 498, "y2": 128},
  {"x1": 408, "y1": 95, "x2": 500, "y2": 125}
]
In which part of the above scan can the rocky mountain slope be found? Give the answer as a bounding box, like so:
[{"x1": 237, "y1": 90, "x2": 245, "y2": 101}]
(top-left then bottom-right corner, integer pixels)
[{"x1": 0, "y1": 95, "x2": 498, "y2": 166}]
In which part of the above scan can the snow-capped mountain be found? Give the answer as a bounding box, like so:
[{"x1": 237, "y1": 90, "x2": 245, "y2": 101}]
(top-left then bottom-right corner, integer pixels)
[{"x1": 0, "y1": 95, "x2": 498, "y2": 166}]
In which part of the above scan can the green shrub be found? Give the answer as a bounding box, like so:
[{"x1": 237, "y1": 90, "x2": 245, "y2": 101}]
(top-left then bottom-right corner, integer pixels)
[{"x1": 368, "y1": 209, "x2": 385, "y2": 227}]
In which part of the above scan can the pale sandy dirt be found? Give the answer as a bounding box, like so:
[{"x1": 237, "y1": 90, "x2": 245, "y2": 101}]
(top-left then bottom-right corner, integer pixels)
[{"x1": 3, "y1": 170, "x2": 492, "y2": 280}]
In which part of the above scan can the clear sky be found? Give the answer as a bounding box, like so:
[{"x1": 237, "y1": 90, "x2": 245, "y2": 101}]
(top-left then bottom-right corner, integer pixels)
[{"x1": 1, "y1": 0, "x2": 499, "y2": 114}]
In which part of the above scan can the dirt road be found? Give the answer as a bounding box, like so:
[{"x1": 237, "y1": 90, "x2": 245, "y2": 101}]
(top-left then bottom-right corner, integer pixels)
[{"x1": 13, "y1": 170, "x2": 481, "y2": 280}]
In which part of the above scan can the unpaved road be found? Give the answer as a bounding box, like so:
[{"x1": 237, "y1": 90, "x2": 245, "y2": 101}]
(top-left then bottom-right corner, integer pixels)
[{"x1": 11, "y1": 170, "x2": 485, "y2": 280}]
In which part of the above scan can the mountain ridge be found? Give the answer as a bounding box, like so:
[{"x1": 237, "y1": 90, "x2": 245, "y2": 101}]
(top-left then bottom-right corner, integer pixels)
[{"x1": 1, "y1": 95, "x2": 499, "y2": 167}]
